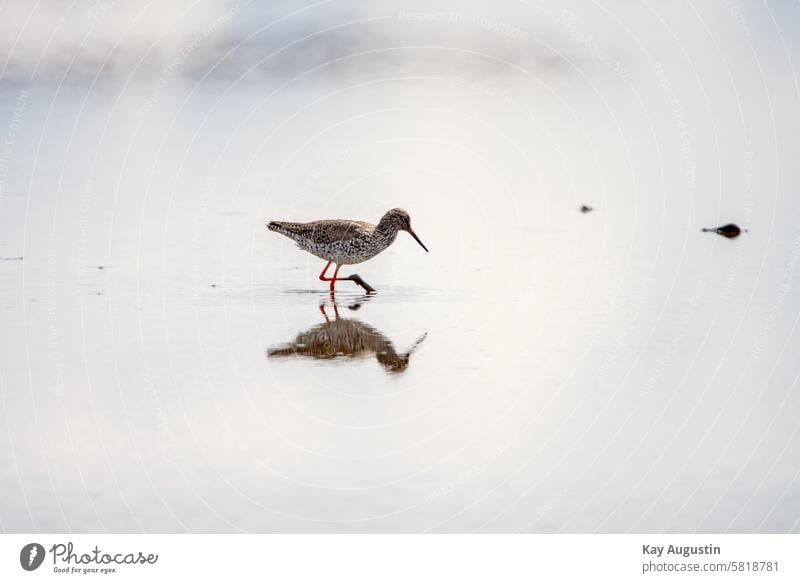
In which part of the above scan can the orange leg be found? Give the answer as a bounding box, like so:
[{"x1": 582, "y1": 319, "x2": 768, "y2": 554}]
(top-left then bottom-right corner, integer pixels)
[
  {"x1": 330, "y1": 264, "x2": 342, "y2": 291},
  {"x1": 318, "y1": 261, "x2": 332, "y2": 281},
  {"x1": 318, "y1": 261, "x2": 343, "y2": 292},
  {"x1": 318, "y1": 261, "x2": 377, "y2": 294}
]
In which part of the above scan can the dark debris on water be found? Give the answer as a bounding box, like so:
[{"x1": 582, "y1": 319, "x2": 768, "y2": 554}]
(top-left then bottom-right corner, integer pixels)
[{"x1": 702, "y1": 223, "x2": 745, "y2": 239}]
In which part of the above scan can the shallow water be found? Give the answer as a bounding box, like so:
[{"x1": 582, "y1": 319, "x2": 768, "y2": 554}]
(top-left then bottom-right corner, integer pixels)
[
  {"x1": 2, "y1": 212, "x2": 799, "y2": 533},
  {"x1": 2, "y1": 0, "x2": 800, "y2": 533}
]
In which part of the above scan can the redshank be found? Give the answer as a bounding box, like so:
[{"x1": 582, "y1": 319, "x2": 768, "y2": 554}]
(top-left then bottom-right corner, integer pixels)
[{"x1": 267, "y1": 208, "x2": 428, "y2": 293}]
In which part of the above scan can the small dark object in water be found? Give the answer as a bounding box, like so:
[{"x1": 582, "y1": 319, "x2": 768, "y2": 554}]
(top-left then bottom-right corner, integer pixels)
[
  {"x1": 580, "y1": 205, "x2": 593, "y2": 213},
  {"x1": 210, "y1": 284, "x2": 217, "y2": 287},
  {"x1": 97, "y1": 265, "x2": 105, "y2": 270},
  {"x1": 702, "y1": 223, "x2": 743, "y2": 239},
  {"x1": 0, "y1": 256, "x2": 23, "y2": 261}
]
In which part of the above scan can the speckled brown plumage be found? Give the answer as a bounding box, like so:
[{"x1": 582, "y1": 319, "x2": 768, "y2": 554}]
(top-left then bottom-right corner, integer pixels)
[{"x1": 267, "y1": 219, "x2": 383, "y2": 264}]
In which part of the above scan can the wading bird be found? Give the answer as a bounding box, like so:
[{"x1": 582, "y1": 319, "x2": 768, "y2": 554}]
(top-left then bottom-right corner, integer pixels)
[{"x1": 267, "y1": 208, "x2": 428, "y2": 293}]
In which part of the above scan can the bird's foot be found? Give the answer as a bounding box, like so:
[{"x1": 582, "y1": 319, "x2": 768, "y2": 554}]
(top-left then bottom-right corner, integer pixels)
[{"x1": 342, "y1": 274, "x2": 376, "y2": 294}]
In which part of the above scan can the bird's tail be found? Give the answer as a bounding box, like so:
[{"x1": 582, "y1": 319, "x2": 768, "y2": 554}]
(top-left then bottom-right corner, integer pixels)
[
  {"x1": 267, "y1": 345, "x2": 298, "y2": 358},
  {"x1": 267, "y1": 220, "x2": 287, "y2": 234}
]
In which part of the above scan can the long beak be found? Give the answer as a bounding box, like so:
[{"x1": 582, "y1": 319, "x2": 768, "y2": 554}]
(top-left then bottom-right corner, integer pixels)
[{"x1": 407, "y1": 228, "x2": 429, "y2": 252}]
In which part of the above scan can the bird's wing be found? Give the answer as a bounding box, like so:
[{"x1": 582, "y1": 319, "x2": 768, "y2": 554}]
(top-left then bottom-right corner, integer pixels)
[
  {"x1": 268, "y1": 219, "x2": 374, "y2": 246},
  {"x1": 309, "y1": 220, "x2": 374, "y2": 242}
]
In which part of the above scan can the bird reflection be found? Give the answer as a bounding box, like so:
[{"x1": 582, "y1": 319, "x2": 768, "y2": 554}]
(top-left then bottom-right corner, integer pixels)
[{"x1": 267, "y1": 295, "x2": 427, "y2": 373}]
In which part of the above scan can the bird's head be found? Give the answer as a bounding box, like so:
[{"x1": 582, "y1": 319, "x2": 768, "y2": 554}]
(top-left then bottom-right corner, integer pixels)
[
  {"x1": 378, "y1": 208, "x2": 429, "y2": 252},
  {"x1": 377, "y1": 352, "x2": 411, "y2": 373}
]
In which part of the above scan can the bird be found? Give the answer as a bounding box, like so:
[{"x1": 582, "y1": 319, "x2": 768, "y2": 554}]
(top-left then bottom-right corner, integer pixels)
[
  {"x1": 579, "y1": 204, "x2": 593, "y2": 213},
  {"x1": 267, "y1": 208, "x2": 428, "y2": 293},
  {"x1": 701, "y1": 223, "x2": 744, "y2": 239}
]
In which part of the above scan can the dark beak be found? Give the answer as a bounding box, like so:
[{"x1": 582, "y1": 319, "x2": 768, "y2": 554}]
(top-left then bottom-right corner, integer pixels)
[{"x1": 407, "y1": 227, "x2": 429, "y2": 252}]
